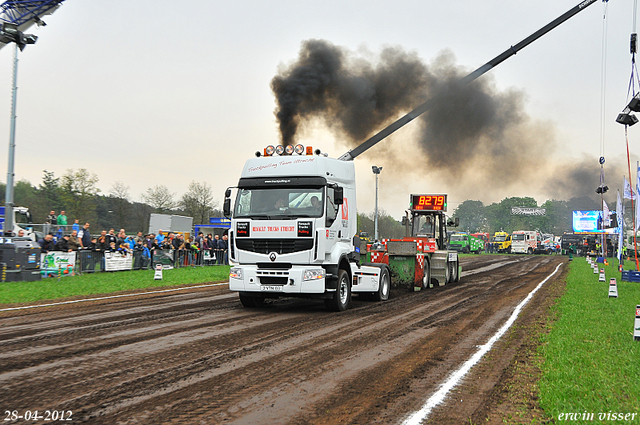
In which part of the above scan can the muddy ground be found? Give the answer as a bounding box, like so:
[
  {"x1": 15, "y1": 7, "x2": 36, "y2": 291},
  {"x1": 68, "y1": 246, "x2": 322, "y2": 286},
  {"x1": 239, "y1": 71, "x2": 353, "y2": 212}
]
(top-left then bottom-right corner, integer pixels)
[{"x1": 0, "y1": 254, "x2": 566, "y2": 424}]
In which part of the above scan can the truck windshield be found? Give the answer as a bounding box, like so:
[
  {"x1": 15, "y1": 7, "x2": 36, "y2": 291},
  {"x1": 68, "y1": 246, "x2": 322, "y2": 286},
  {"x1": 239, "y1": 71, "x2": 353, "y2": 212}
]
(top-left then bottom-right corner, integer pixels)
[
  {"x1": 414, "y1": 215, "x2": 435, "y2": 237},
  {"x1": 450, "y1": 234, "x2": 466, "y2": 241},
  {"x1": 234, "y1": 187, "x2": 324, "y2": 219},
  {"x1": 512, "y1": 234, "x2": 525, "y2": 241}
]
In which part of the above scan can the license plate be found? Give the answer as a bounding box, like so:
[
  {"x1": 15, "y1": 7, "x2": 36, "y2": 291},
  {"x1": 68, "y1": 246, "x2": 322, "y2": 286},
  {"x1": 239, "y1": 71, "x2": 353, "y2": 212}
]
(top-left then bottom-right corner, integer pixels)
[{"x1": 261, "y1": 285, "x2": 283, "y2": 292}]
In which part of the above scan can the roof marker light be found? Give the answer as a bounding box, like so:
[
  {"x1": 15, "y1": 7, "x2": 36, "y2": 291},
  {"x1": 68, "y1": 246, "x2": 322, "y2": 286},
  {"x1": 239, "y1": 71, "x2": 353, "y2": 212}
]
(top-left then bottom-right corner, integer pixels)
[
  {"x1": 275, "y1": 145, "x2": 285, "y2": 155},
  {"x1": 285, "y1": 145, "x2": 294, "y2": 155},
  {"x1": 295, "y1": 144, "x2": 305, "y2": 155},
  {"x1": 265, "y1": 145, "x2": 275, "y2": 156}
]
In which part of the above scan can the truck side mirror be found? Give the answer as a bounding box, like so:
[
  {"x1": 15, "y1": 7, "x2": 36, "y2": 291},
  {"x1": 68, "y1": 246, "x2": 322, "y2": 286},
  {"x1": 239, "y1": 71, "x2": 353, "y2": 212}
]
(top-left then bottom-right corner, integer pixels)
[
  {"x1": 401, "y1": 216, "x2": 408, "y2": 226},
  {"x1": 334, "y1": 187, "x2": 343, "y2": 205},
  {"x1": 225, "y1": 188, "x2": 231, "y2": 198},
  {"x1": 223, "y1": 198, "x2": 231, "y2": 218}
]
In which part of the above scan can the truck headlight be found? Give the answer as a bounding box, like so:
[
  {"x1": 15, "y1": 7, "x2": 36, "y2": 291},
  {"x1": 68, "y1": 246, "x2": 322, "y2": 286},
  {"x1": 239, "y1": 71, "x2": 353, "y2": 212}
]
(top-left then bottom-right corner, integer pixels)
[
  {"x1": 229, "y1": 267, "x2": 243, "y2": 280},
  {"x1": 303, "y1": 269, "x2": 325, "y2": 281}
]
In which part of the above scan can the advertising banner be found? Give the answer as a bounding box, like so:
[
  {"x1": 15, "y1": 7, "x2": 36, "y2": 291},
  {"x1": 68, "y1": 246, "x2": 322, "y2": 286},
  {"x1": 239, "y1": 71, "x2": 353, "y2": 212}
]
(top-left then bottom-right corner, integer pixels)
[
  {"x1": 40, "y1": 251, "x2": 76, "y2": 272},
  {"x1": 104, "y1": 251, "x2": 133, "y2": 272}
]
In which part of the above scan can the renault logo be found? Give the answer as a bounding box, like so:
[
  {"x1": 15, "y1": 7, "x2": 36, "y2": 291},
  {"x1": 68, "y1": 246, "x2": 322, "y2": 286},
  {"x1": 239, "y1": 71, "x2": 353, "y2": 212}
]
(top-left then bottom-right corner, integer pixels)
[{"x1": 269, "y1": 252, "x2": 277, "y2": 262}]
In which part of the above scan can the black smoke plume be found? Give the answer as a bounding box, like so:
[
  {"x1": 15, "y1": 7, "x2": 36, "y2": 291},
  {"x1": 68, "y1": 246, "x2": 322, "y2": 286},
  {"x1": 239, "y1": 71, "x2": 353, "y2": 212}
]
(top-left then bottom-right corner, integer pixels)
[{"x1": 271, "y1": 39, "x2": 625, "y2": 202}]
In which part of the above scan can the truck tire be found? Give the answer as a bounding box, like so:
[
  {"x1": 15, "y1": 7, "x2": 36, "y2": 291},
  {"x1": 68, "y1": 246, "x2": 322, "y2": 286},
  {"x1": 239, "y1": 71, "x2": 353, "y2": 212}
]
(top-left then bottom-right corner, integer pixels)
[
  {"x1": 239, "y1": 292, "x2": 264, "y2": 308},
  {"x1": 447, "y1": 260, "x2": 457, "y2": 283},
  {"x1": 373, "y1": 267, "x2": 390, "y2": 301},
  {"x1": 423, "y1": 260, "x2": 432, "y2": 289},
  {"x1": 463, "y1": 247, "x2": 470, "y2": 254},
  {"x1": 326, "y1": 269, "x2": 351, "y2": 312},
  {"x1": 527, "y1": 247, "x2": 533, "y2": 255}
]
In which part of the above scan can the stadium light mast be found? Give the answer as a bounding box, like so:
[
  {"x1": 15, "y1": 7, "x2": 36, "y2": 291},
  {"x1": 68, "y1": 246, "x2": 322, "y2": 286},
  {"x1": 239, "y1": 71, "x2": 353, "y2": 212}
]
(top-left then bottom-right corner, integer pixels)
[
  {"x1": 0, "y1": 0, "x2": 65, "y2": 236},
  {"x1": 372, "y1": 166, "x2": 382, "y2": 241}
]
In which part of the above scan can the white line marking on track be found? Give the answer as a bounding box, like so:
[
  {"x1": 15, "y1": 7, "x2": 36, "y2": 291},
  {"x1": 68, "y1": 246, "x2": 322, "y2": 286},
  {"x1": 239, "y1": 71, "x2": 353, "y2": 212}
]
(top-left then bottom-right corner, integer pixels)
[
  {"x1": 0, "y1": 282, "x2": 229, "y2": 312},
  {"x1": 401, "y1": 263, "x2": 563, "y2": 425}
]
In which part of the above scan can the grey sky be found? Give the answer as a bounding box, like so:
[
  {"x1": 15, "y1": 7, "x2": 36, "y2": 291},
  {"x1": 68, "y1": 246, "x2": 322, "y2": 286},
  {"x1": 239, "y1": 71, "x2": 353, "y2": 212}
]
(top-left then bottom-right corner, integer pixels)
[{"x1": 1, "y1": 0, "x2": 638, "y2": 220}]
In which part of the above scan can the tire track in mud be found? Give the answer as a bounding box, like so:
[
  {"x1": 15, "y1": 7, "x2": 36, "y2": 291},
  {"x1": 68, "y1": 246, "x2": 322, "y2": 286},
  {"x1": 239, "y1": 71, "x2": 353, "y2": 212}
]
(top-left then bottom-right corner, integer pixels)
[{"x1": 0, "y1": 255, "x2": 565, "y2": 424}]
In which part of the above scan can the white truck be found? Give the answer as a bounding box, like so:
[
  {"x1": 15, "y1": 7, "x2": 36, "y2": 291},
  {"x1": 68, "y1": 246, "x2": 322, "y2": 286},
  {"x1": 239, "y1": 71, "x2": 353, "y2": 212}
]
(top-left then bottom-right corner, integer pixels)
[
  {"x1": 1, "y1": 206, "x2": 38, "y2": 241},
  {"x1": 511, "y1": 230, "x2": 538, "y2": 254},
  {"x1": 223, "y1": 144, "x2": 390, "y2": 312}
]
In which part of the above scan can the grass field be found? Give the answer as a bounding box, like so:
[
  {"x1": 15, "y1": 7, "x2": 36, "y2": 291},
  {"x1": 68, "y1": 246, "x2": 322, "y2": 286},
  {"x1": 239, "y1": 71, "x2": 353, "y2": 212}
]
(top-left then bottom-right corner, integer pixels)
[
  {"x1": 0, "y1": 266, "x2": 231, "y2": 305},
  {"x1": 538, "y1": 257, "x2": 640, "y2": 422}
]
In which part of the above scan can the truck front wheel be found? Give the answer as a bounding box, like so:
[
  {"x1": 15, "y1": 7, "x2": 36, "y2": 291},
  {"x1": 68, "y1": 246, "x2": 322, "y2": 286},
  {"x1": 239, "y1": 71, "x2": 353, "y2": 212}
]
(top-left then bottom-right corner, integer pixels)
[
  {"x1": 373, "y1": 267, "x2": 390, "y2": 301},
  {"x1": 326, "y1": 269, "x2": 351, "y2": 312}
]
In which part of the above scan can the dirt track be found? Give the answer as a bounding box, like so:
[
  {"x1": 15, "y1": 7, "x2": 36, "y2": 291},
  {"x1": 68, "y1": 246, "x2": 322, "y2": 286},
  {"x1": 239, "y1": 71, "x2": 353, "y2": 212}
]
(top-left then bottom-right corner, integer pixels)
[{"x1": 0, "y1": 254, "x2": 566, "y2": 424}]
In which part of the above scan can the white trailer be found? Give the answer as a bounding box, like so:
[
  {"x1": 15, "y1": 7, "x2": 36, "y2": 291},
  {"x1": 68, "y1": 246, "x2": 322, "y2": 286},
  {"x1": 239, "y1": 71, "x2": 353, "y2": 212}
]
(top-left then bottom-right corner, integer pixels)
[{"x1": 148, "y1": 213, "x2": 193, "y2": 236}]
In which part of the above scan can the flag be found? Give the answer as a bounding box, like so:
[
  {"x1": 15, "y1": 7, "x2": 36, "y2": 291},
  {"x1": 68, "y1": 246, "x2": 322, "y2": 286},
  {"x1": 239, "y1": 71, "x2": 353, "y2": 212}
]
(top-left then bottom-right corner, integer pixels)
[
  {"x1": 624, "y1": 176, "x2": 635, "y2": 200},
  {"x1": 636, "y1": 165, "x2": 640, "y2": 230},
  {"x1": 617, "y1": 190, "x2": 624, "y2": 262},
  {"x1": 603, "y1": 199, "x2": 610, "y2": 227}
]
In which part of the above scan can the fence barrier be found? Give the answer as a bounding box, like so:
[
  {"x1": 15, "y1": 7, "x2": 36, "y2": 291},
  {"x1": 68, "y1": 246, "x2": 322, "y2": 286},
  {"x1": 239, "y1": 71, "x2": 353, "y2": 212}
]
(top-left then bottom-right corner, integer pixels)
[{"x1": 44, "y1": 248, "x2": 228, "y2": 276}]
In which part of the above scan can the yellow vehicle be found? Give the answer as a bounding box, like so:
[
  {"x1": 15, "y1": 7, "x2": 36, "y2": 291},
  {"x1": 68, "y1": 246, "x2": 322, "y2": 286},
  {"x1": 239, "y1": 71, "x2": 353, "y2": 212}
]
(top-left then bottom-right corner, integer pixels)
[
  {"x1": 358, "y1": 231, "x2": 372, "y2": 244},
  {"x1": 491, "y1": 231, "x2": 512, "y2": 253}
]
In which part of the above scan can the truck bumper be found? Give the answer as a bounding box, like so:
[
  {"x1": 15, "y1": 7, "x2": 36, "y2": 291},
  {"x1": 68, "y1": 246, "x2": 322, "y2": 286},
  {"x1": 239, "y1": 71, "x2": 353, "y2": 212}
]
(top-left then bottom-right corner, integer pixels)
[{"x1": 228, "y1": 265, "x2": 327, "y2": 294}]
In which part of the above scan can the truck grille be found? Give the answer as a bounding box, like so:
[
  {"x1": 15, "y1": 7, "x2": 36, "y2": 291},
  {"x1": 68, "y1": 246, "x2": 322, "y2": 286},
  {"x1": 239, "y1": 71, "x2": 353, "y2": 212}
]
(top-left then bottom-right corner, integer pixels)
[{"x1": 235, "y1": 239, "x2": 314, "y2": 254}]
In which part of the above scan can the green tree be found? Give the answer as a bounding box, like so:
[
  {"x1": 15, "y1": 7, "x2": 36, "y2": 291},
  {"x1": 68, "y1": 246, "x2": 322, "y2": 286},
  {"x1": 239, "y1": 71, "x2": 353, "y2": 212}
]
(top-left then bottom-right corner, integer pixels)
[
  {"x1": 38, "y1": 170, "x2": 62, "y2": 212},
  {"x1": 486, "y1": 197, "x2": 539, "y2": 233},
  {"x1": 452, "y1": 200, "x2": 487, "y2": 233},
  {"x1": 143, "y1": 185, "x2": 175, "y2": 214},
  {"x1": 180, "y1": 181, "x2": 217, "y2": 224},
  {"x1": 540, "y1": 199, "x2": 571, "y2": 234},
  {"x1": 365, "y1": 209, "x2": 404, "y2": 240},
  {"x1": 60, "y1": 168, "x2": 100, "y2": 223},
  {"x1": 108, "y1": 181, "x2": 131, "y2": 229}
]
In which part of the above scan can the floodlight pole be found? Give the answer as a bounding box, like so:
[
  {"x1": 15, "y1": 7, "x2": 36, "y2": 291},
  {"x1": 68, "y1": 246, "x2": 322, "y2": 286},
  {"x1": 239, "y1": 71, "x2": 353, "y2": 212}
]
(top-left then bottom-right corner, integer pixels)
[
  {"x1": 4, "y1": 43, "x2": 18, "y2": 235},
  {"x1": 372, "y1": 166, "x2": 382, "y2": 241}
]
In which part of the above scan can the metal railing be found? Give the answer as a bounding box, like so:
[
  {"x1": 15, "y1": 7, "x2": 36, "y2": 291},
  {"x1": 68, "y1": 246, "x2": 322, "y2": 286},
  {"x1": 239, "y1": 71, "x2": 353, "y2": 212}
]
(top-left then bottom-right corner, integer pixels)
[{"x1": 72, "y1": 248, "x2": 228, "y2": 274}]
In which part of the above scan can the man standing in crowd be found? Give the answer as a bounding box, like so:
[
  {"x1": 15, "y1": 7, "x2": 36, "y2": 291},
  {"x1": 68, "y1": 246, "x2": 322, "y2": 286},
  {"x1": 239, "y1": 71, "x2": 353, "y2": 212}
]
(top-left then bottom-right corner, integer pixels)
[
  {"x1": 72, "y1": 219, "x2": 80, "y2": 233},
  {"x1": 156, "y1": 230, "x2": 165, "y2": 245},
  {"x1": 218, "y1": 234, "x2": 228, "y2": 265},
  {"x1": 78, "y1": 223, "x2": 91, "y2": 248},
  {"x1": 38, "y1": 234, "x2": 55, "y2": 253},
  {"x1": 68, "y1": 230, "x2": 81, "y2": 251},
  {"x1": 106, "y1": 229, "x2": 117, "y2": 247},
  {"x1": 46, "y1": 210, "x2": 56, "y2": 225},
  {"x1": 57, "y1": 210, "x2": 67, "y2": 227},
  {"x1": 55, "y1": 234, "x2": 71, "y2": 252},
  {"x1": 172, "y1": 234, "x2": 183, "y2": 250},
  {"x1": 212, "y1": 234, "x2": 220, "y2": 263},
  {"x1": 116, "y1": 229, "x2": 126, "y2": 246},
  {"x1": 45, "y1": 210, "x2": 56, "y2": 234},
  {"x1": 96, "y1": 230, "x2": 108, "y2": 251},
  {"x1": 135, "y1": 231, "x2": 144, "y2": 244}
]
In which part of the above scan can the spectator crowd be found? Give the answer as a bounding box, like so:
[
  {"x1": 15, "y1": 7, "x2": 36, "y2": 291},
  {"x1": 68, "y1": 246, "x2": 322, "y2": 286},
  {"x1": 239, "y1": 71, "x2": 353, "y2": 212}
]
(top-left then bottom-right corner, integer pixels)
[{"x1": 36, "y1": 211, "x2": 229, "y2": 268}]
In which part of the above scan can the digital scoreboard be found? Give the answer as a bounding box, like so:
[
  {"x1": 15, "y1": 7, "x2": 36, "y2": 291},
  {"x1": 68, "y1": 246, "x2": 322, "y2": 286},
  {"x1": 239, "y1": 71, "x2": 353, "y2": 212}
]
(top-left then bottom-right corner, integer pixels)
[{"x1": 410, "y1": 194, "x2": 447, "y2": 212}]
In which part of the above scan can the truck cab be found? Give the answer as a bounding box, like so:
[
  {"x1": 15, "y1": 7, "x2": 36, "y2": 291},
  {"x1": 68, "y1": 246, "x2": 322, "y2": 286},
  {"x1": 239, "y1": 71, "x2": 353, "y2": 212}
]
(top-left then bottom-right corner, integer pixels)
[
  {"x1": 491, "y1": 231, "x2": 512, "y2": 253},
  {"x1": 511, "y1": 230, "x2": 538, "y2": 254},
  {"x1": 224, "y1": 144, "x2": 390, "y2": 312}
]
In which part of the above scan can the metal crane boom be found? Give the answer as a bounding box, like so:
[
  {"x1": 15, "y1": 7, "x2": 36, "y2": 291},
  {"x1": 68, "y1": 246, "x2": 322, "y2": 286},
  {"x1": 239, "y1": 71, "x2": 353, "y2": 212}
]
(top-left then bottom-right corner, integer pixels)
[{"x1": 338, "y1": 0, "x2": 601, "y2": 161}]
